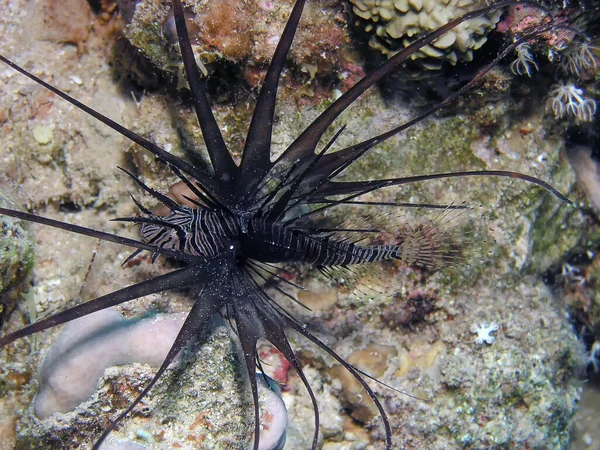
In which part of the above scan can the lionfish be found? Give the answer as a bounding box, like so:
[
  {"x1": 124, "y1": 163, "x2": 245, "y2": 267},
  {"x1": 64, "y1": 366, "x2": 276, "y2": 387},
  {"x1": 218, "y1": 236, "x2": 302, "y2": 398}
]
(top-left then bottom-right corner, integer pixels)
[{"x1": 0, "y1": 0, "x2": 572, "y2": 449}]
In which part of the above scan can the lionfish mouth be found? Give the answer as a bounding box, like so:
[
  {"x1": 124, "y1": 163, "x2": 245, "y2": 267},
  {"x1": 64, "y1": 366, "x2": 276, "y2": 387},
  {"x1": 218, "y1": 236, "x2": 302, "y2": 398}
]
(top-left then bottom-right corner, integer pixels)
[{"x1": 0, "y1": 0, "x2": 576, "y2": 449}]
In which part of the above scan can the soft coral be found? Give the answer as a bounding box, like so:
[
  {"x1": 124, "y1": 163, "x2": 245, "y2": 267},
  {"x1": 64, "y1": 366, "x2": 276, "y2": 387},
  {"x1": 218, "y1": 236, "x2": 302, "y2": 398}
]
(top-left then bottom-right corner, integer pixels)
[{"x1": 546, "y1": 80, "x2": 597, "y2": 122}]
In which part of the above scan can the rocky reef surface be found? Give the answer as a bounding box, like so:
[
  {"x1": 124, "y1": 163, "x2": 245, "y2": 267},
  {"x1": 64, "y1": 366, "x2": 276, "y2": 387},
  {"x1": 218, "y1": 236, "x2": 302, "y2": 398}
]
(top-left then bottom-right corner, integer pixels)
[
  {"x1": 0, "y1": 191, "x2": 33, "y2": 326},
  {"x1": 0, "y1": 0, "x2": 599, "y2": 449}
]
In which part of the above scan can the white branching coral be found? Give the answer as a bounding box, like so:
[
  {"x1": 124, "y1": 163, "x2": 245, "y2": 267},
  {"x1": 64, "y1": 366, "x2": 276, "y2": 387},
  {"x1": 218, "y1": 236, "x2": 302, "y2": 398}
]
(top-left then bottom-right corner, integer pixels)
[
  {"x1": 560, "y1": 40, "x2": 599, "y2": 78},
  {"x1": 471, "y1": 321, "x2": 499, "y2": 345},
  {"x1": 510, "y1": 43, "x2": 538, "y2": 77},
  {"x1": 546, "y1": 80, "x2": 597, "y2": 122}
]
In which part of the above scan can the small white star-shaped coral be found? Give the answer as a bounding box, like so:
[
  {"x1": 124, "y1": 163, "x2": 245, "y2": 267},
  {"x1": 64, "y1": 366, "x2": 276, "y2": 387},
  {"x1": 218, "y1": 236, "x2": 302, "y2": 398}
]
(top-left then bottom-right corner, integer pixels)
[{"x1": 471, "y1": 322, "x2": 500, "y2": 345}]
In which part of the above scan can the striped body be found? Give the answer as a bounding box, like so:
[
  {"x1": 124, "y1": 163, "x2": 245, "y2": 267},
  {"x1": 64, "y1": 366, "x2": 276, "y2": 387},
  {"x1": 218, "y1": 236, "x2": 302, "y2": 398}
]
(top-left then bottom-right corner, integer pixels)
[
  {"x1": 140, "y1": 208, "x2": 238, "y2": 257},
  {"x1": 140, "y1": 206, "x2": 405, "y2": 266}
]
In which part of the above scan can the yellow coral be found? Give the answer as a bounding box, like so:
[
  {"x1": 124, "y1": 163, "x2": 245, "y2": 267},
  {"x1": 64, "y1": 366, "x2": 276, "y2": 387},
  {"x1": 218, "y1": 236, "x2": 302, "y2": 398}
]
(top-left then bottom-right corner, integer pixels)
[{"x1": 349, "y1": 0, "x2": 502, "y2": 69}]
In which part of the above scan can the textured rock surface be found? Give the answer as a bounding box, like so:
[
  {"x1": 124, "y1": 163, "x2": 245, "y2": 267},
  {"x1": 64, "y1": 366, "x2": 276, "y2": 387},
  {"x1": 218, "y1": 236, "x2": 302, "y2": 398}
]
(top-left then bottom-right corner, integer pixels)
[
  {"x1": 0, "y1": 191, "x2": 33, "y2": 320},
  {"x1": 121, "y1": 0, "x2": 351, "y2": 85}
]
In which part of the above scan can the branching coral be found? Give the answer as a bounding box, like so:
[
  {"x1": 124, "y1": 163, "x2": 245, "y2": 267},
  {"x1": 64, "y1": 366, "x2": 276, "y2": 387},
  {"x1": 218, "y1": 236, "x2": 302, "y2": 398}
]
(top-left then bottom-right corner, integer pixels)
[
  {"x1": 545, "y1": 80, "x2": 597, "y2": 122},
  {"x1": 510, "y1": 43, "x2": 538, "y2": 77}
]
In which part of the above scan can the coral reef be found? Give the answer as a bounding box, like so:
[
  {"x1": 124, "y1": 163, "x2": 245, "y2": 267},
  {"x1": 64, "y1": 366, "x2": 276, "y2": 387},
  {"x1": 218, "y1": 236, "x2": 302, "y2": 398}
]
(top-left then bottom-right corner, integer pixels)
[
  {"x1": 348, "y1": 0, "x2": 502, "y2": 69},
  {"x1": 0, "y1": 0, "x2": 596, "y2": 448},
  {"x1": 121, "y1": 0, "x2": 351, "y2": 85}
]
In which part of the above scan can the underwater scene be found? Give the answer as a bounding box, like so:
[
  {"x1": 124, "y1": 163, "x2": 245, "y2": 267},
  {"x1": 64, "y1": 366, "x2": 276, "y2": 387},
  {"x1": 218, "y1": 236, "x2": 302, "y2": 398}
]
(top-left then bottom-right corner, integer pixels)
[{"x1": 0, "y1": 0, "x2": 599, "y2": 449}]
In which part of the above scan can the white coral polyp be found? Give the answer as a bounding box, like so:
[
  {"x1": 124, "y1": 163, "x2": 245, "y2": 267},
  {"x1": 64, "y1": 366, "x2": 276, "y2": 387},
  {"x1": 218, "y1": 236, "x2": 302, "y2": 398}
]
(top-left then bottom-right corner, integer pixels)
[
  {"x1": 510, "y1": 43, "x2": 538, "y2": 77},
  {"x1": 560, "y1": 41, "x2": 600, "y2": 77},
  {"x1": 546, "y1": 81, "x2": 597, "y2": 122}
]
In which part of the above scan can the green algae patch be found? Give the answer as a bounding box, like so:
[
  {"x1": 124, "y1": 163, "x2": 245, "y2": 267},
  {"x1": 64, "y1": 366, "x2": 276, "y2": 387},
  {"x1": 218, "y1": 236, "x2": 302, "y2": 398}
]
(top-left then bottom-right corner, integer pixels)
[
  {"x1": 528, "y1": 196, "x2": 590, "y2": 273},
  {"x1": 404, "y1": 116, "x2": 487, "y2": 175},
  {"x1": 526, "y1": 159, "x2": 588, "y2": 274},
  {"x1": 342, "y1": 115, "x2": 486, "y2": 190}
]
